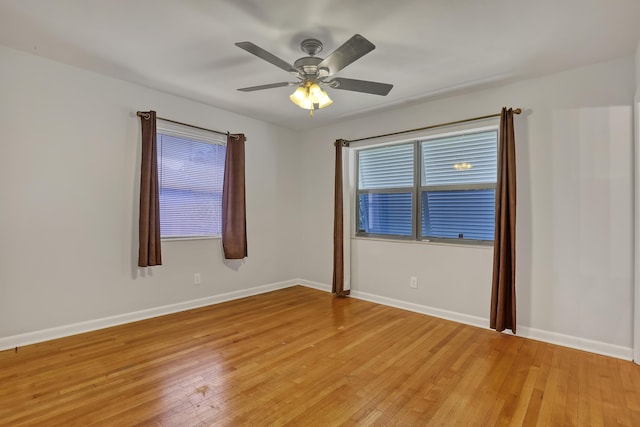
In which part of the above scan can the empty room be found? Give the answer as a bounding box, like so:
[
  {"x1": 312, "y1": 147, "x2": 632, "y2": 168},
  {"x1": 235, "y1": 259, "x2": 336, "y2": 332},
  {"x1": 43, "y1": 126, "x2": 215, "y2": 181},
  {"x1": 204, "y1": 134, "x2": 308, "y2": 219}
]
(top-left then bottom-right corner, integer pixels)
[{"x1": 1, "y1": 0, "x2": 640, "y2": 425}]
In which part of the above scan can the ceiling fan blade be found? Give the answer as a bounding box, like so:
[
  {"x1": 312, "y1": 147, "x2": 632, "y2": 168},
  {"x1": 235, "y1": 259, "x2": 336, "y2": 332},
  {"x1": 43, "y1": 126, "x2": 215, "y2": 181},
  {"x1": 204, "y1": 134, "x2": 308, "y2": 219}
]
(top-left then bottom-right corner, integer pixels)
[
  {"x1": 318, "y1": 34, "x2": 376, "y2": 74},
  {"x1": 237, "y1": 82, "x2": 295, "y2": 92},
  {"x1": 329, "y1": 78, "x2": 393, "y2": 96},
  {"x1": 235, "y1": 42, "x2": 296, "y2": 73}
]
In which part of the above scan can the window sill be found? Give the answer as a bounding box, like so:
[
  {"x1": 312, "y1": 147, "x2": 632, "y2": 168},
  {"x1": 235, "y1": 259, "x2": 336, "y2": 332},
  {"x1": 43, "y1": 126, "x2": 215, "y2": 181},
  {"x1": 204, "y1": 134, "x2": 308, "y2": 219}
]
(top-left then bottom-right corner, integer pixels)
[
  {"x1": 352, "y1": 236, "x2": 493, "y2": 249},
  {"x1": 161, "y1": 236, "x2": 221, "y2": 242}
]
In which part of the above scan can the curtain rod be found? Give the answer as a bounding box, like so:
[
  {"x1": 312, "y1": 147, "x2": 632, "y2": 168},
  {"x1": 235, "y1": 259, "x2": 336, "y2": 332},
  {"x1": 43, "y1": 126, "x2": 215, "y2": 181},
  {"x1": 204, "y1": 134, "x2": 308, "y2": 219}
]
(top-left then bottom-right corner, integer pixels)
[
  {"x1": 136, "y1": 111, "x2": 240, "y2": 140},
  {"x1": 343, "y1": 108, "x2": 521, "y2": 144}
]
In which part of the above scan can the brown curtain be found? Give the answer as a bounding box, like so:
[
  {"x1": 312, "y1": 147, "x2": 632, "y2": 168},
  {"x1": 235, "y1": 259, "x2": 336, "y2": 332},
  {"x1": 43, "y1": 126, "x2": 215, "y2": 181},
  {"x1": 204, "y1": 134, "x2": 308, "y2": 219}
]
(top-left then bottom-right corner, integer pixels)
[
  {"x1": 138, "y1": 111, "x2": 162, "y2": 267},
  {"x1": 332, "y1": 139, "x2": 350, "y2": 296},
  {"x1": 490, "y1": 107, "x2": 517, "y2": 332},
  {"x1": 222, "y1": 133, "x2": 247, "y2": 259}
]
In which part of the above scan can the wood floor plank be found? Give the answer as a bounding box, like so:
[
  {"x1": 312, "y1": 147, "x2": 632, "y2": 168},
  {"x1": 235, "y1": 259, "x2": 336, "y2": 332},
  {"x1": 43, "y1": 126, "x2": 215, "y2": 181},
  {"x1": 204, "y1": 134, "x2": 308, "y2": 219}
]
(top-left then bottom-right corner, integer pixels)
[{"x1": 1, "y1": 286, "x2": 639, "y2": 426}]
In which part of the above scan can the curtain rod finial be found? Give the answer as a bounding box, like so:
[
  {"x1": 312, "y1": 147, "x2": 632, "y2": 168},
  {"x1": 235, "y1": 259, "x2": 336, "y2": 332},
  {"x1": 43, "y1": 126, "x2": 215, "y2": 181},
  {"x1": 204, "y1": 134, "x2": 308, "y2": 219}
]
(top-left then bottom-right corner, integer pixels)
[{"x1": 513, "y1": 108, "x2": 522, "y2": 114}]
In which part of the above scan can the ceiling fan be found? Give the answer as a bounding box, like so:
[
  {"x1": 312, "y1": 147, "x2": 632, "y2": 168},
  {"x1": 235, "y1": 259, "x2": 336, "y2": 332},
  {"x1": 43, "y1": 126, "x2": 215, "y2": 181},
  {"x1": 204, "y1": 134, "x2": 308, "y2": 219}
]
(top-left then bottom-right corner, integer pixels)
[{"x1": 235, "y1": 34, "x2": 393, "y2": 115}]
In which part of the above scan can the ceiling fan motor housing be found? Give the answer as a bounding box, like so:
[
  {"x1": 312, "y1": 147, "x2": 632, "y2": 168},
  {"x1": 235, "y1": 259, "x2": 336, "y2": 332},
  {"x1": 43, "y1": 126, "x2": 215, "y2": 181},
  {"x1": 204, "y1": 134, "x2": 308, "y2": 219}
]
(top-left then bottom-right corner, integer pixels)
[{"x1": 293, "y1": 56, "x2": 329, "y2": 80}]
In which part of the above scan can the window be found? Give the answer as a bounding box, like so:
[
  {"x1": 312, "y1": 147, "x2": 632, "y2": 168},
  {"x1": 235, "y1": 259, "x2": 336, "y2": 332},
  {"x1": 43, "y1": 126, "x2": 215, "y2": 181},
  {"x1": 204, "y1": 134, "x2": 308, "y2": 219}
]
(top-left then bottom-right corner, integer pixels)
[
  {"x1": 356, "y1": 128, "x2": 497, "y2": 244},
  {"x1": 357, "y1": 143, "x2": 415, "y2": 237},
  {"x1": 157, "y1": 125, "x2": 226, "y2": 238}
]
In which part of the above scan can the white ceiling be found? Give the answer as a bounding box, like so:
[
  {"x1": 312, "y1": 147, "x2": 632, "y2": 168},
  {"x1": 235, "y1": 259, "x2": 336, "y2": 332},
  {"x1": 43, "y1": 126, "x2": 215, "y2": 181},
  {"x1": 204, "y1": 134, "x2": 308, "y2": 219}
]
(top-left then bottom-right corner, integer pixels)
[{"x1": 1, "y1": 0, "x2": 639, "y2": 131}]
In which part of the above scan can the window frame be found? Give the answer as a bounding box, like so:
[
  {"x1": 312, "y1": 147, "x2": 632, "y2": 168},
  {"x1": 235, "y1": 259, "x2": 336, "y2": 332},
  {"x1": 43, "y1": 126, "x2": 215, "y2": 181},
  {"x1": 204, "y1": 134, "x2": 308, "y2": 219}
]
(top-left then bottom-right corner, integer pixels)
[
  {"x1": 156, "y1": 121, "x2": 227, "y2": 241},
  {"x1": 354, "y1": 126, "x2": 498, "y2": 246}
]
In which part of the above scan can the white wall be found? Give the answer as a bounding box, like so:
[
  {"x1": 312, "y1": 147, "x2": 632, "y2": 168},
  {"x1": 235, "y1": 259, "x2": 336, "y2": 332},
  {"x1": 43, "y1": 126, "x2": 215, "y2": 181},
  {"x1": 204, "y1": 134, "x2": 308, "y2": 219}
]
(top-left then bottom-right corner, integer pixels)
[
  {"x1": 0, "y1": 46, "x2": 302, "y2": 339},
  {"x1": 299, "y1": 56, "x2": 635, "y2": 355}
]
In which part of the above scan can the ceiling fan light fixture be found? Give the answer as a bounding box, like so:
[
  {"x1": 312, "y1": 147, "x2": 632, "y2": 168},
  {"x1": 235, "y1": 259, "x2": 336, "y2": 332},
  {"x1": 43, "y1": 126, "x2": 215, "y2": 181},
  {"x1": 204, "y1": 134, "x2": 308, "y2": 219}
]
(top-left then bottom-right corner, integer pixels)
[
  {"x1": 290, "y1": 86, "x2": 307, "y2": 103},
  {"x1": 289, "y1": 82, "x2": 333, "y2": 111}
]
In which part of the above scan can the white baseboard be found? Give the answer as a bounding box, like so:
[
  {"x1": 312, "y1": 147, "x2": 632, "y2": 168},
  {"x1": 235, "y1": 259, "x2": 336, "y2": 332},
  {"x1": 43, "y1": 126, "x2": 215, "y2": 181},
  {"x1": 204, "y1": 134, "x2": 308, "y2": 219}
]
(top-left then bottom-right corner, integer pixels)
[
  {"x1": 350, "y1": 289, "x2": 489, "y2": 329},
  {"x1": 298, "y1": 279, "x2": 332, "y2": 292},
  {"x1": 514, "y1": 326, "x2": 633, "y2": 361},
  {"x1": 0, "y1": 279, "x2": 299, "y2": 352},
  {"x1": 297, "y1": 279, "x2": 633, "y2": 361},
  {"x1": 3, "y1": 278, "x2": 633, "y2": 361}
]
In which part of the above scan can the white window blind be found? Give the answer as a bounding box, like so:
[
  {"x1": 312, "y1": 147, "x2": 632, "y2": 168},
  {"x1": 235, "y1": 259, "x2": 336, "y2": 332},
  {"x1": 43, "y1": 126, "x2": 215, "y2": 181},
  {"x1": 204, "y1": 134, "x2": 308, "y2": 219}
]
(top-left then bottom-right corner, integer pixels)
[
  {"x1": 157, "y1": 132, "x2": 226, "y2": 238},
  {"x1": 358, "y1": 193, "x2": 413, "y2": 236},
  {"x1": 422, "y1": 131, "x2": 497, "y2": 186},
  {"x1": 421, "y1": 189, "x2": 496, "y2": 240},
  {"x1": 358, "y1": 144, "x2": 414, "y2": 189}
]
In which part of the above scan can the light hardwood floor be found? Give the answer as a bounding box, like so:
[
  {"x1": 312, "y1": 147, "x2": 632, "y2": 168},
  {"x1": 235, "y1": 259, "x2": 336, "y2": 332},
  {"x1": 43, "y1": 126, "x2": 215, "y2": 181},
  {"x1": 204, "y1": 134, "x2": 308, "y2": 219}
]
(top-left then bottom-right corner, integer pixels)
[{"x1": 1, "y1": 286, "x2": 639, "y2": 426}]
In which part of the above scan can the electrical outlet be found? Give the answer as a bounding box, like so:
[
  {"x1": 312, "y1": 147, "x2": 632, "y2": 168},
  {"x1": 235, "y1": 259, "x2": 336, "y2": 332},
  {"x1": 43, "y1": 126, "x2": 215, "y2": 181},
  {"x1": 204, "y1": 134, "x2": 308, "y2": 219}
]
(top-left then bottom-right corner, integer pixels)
[
  {"x1": 410, "y1": 276, "x2": 418, "y2": 288},
  {"x1": 194, "y1": 273, "x2": 201, "y2": 285}
]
